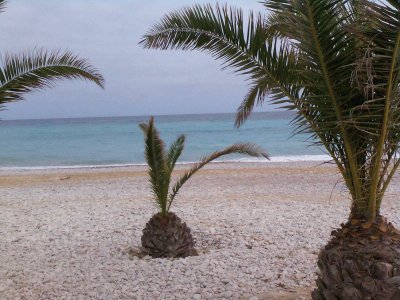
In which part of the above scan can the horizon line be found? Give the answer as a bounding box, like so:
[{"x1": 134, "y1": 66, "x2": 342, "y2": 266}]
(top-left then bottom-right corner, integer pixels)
[{"x1": 1, "y1": 110, "x2": 288, "y2": 122}]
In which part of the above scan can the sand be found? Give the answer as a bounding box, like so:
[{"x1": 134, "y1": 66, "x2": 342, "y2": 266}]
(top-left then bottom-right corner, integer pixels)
[{"x1": 0, "y1": 161, "x2": 399, "y2": 299}]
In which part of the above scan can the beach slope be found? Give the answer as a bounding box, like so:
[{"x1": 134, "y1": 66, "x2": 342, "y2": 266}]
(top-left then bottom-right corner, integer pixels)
[{"x1": 1, "y1": 162, "x2": 399, "y2": 299}]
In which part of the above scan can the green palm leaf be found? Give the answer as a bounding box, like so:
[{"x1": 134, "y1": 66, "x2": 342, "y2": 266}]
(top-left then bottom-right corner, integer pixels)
[
  {"x1": 235, "y1": 39, "x2": 301, "y2": 127},
  {"x1": 167, "y1": 134, "x2": 185, "y2": 174},
  {"x1": 0, "y1": 50, "x2": 104, "y2": 108},
  {"x1": 353, "y1": 0, "x2": 400, "y2": 215},
  {"x1": 269, "y1": 0, "x2": 366, "y2": 208},
  {"x1": 140, "y1": 117, "x2": 170, "y2": 214},
  {"x1": 140, "y1": 118, "x2": 269, "y2": 215},
  {"x1": 0, "y1": 0, "x2": 6, "y2": 13},
  {"x1": 140, "y1": 4, "x2": 302, "y2": 127}
]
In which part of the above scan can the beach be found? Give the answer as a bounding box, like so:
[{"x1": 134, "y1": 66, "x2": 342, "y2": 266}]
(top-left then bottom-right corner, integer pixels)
[{"x1": 1, "y1": 161, "x2": 399, "y2": 299}]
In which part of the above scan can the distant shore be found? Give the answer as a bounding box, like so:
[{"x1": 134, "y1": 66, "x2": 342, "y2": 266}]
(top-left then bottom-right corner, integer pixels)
[{"x1": 1, "y1": 161, "x2": 399, "y2": 299}]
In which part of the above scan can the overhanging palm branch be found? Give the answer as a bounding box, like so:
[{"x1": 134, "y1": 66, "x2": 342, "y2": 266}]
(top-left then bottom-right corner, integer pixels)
[
  {"x1": 139, "y1": 2, "x2": 349, "y2": 182},
  {"x1": 0, "y1": 0, "x2": 104, "y2": 111},
  {"x1": 0, "y1": 50, "x2": 104, "y2": 110},
  {"x1": 140, "y1": 4, "x2": 302, "y2": 127},
  {"x1": 0, "y1": 0, "x2": 6, "y2": 13},
  {"x1": 140, "y1": 117, "x2": 170, "y2": 214},
  {"x1": 140, "y1": 117, "x2": 269, "y2": 216}
]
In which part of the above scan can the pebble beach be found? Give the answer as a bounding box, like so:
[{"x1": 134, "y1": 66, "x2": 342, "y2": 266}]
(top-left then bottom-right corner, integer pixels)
[{"x1": 1, "y1": 161, "x2": 399, "y2": 299}]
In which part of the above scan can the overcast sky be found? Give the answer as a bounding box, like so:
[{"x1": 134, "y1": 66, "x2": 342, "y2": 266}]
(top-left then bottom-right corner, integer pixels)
[{"x1": 0, "y1": 0, "x2": 270, "y2": 120}]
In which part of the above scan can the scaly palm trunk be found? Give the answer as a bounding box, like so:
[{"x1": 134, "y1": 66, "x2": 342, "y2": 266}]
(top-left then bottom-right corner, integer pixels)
[
  {"x1": 312, "y1": 146, "x2": 400, "y2": 299},
  {"x1": 141, "y1": 212, "x2": 197, "y2": 258},
  {"x1": 312, "y1": 214, "x2": 400, "y2": 300}
]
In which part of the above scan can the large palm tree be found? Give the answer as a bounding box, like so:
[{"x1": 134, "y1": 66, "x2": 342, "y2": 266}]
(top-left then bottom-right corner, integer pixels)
[
  {"x1": 0, "y1": 0, "x2": 104, "y2": 111},
  {"x1": 141, "y1": 1, "x2": 400, "y2": 298},
  {"x1": 139, "y1": 117, "x2": 268, "y2": 258}
]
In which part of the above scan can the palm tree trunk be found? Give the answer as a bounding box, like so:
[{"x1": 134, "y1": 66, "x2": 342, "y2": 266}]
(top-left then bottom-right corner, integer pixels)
[
  {"x1": 141, "y1": 212, "x2": 197, "y2": 258},
  {"x1": 312, "y1": 216, "x2": 400, "y2": 300}
]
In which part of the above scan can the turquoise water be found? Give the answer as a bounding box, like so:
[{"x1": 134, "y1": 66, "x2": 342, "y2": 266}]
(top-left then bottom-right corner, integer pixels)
[{"x1": 0, "y1": 112, "x2": 326, "y2": 168}]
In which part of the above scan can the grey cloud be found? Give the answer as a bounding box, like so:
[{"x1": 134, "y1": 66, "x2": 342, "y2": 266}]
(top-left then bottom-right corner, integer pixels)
[{"x1": 0, "y1": 0, "x2": 267, "y2": 120}]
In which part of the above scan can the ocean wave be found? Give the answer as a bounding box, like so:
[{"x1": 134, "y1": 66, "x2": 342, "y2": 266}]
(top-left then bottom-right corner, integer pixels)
[
  {"x1": 0, "y1": 155, "x2": 332, "y2": 171},
  {"x1": 209, "y1": 155, "x2": 331, "y2": 163}
]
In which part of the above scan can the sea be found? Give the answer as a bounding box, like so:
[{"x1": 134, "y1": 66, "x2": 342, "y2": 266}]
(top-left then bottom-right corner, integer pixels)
[{"x1": 0, "y1": 111, "x2": 329, "y2": 170}]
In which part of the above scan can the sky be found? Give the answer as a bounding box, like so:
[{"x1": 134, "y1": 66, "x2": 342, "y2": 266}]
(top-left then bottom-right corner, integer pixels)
[{"x1": 0, "y1": 0, "x2": 270, "y2": 120}]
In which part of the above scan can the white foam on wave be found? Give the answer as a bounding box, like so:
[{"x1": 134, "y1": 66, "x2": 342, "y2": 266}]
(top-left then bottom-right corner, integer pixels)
[
  {"x1": 0, "y1": 155, "x2": 332, "y2": 171},
  {"x1": 244, "y1": 154, "x2": 331, "y2": 163}
]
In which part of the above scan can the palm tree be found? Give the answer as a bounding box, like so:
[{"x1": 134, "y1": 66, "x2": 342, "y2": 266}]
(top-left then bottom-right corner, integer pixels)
[
  {"x1": 139, "y1": 117, "x2": 268, "y2": 258},
  {"x1": 141, "y1": 1, "x2": 400, "y2": 298},
  {"x1": 0, "y1": 0, "x2": 104, "y2": 112}
]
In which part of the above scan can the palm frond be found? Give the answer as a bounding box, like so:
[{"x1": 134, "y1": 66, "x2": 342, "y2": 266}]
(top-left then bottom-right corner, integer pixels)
[
  {"x1": 167, "y1": 134, "x2": 185, "y2": 174},
  {"x1": 140, "y1": 117, "x2": 170, "y2": 214},
  {"x1": 262, "y1": 0, "x2": 297, "y2": 38},
  {"x1": 140, "y1": 4, "x2": 264, "y2": 75},
  {"x1": 168, "y1": 143, "x2": 269, "y2": 210},
  {"x1": 0, "y1": 0, "x2": 6, "y2": 13},
  {"x1": 235, "y1": 39, "x2": 301, "y2": 127},
  {"x1": 235, "y1": 79, "x2": 269, "y2": 127},
  {"x1": 141, "y1": 4, "x2": 302, "y2": 126},
  {"x1": 353, "y1": 0, "x2": 400, "y2": 216},
  {"x1": 0, "y1": 49, "x2": 104, "y2": 106}
]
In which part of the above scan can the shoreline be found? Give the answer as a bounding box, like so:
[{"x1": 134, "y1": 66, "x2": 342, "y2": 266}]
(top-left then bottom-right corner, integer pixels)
[
  {"x1": 0, "y1": 160, "x2": 338, "y2": 189},
  {"x1": 0, "y1": 154, "x2": 331, "y2": 172}
]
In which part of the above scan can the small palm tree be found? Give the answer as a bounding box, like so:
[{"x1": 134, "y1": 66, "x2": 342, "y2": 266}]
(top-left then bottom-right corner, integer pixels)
[
  {"x1": 139, "y1": 117, "x2": 268, "y2": 258},
  {"x1": 0, "y1": 0, "x2": 104, "y2": 111},
  {"x1": 141, "y1": 1, "x2": 400, "y2": 298}
]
